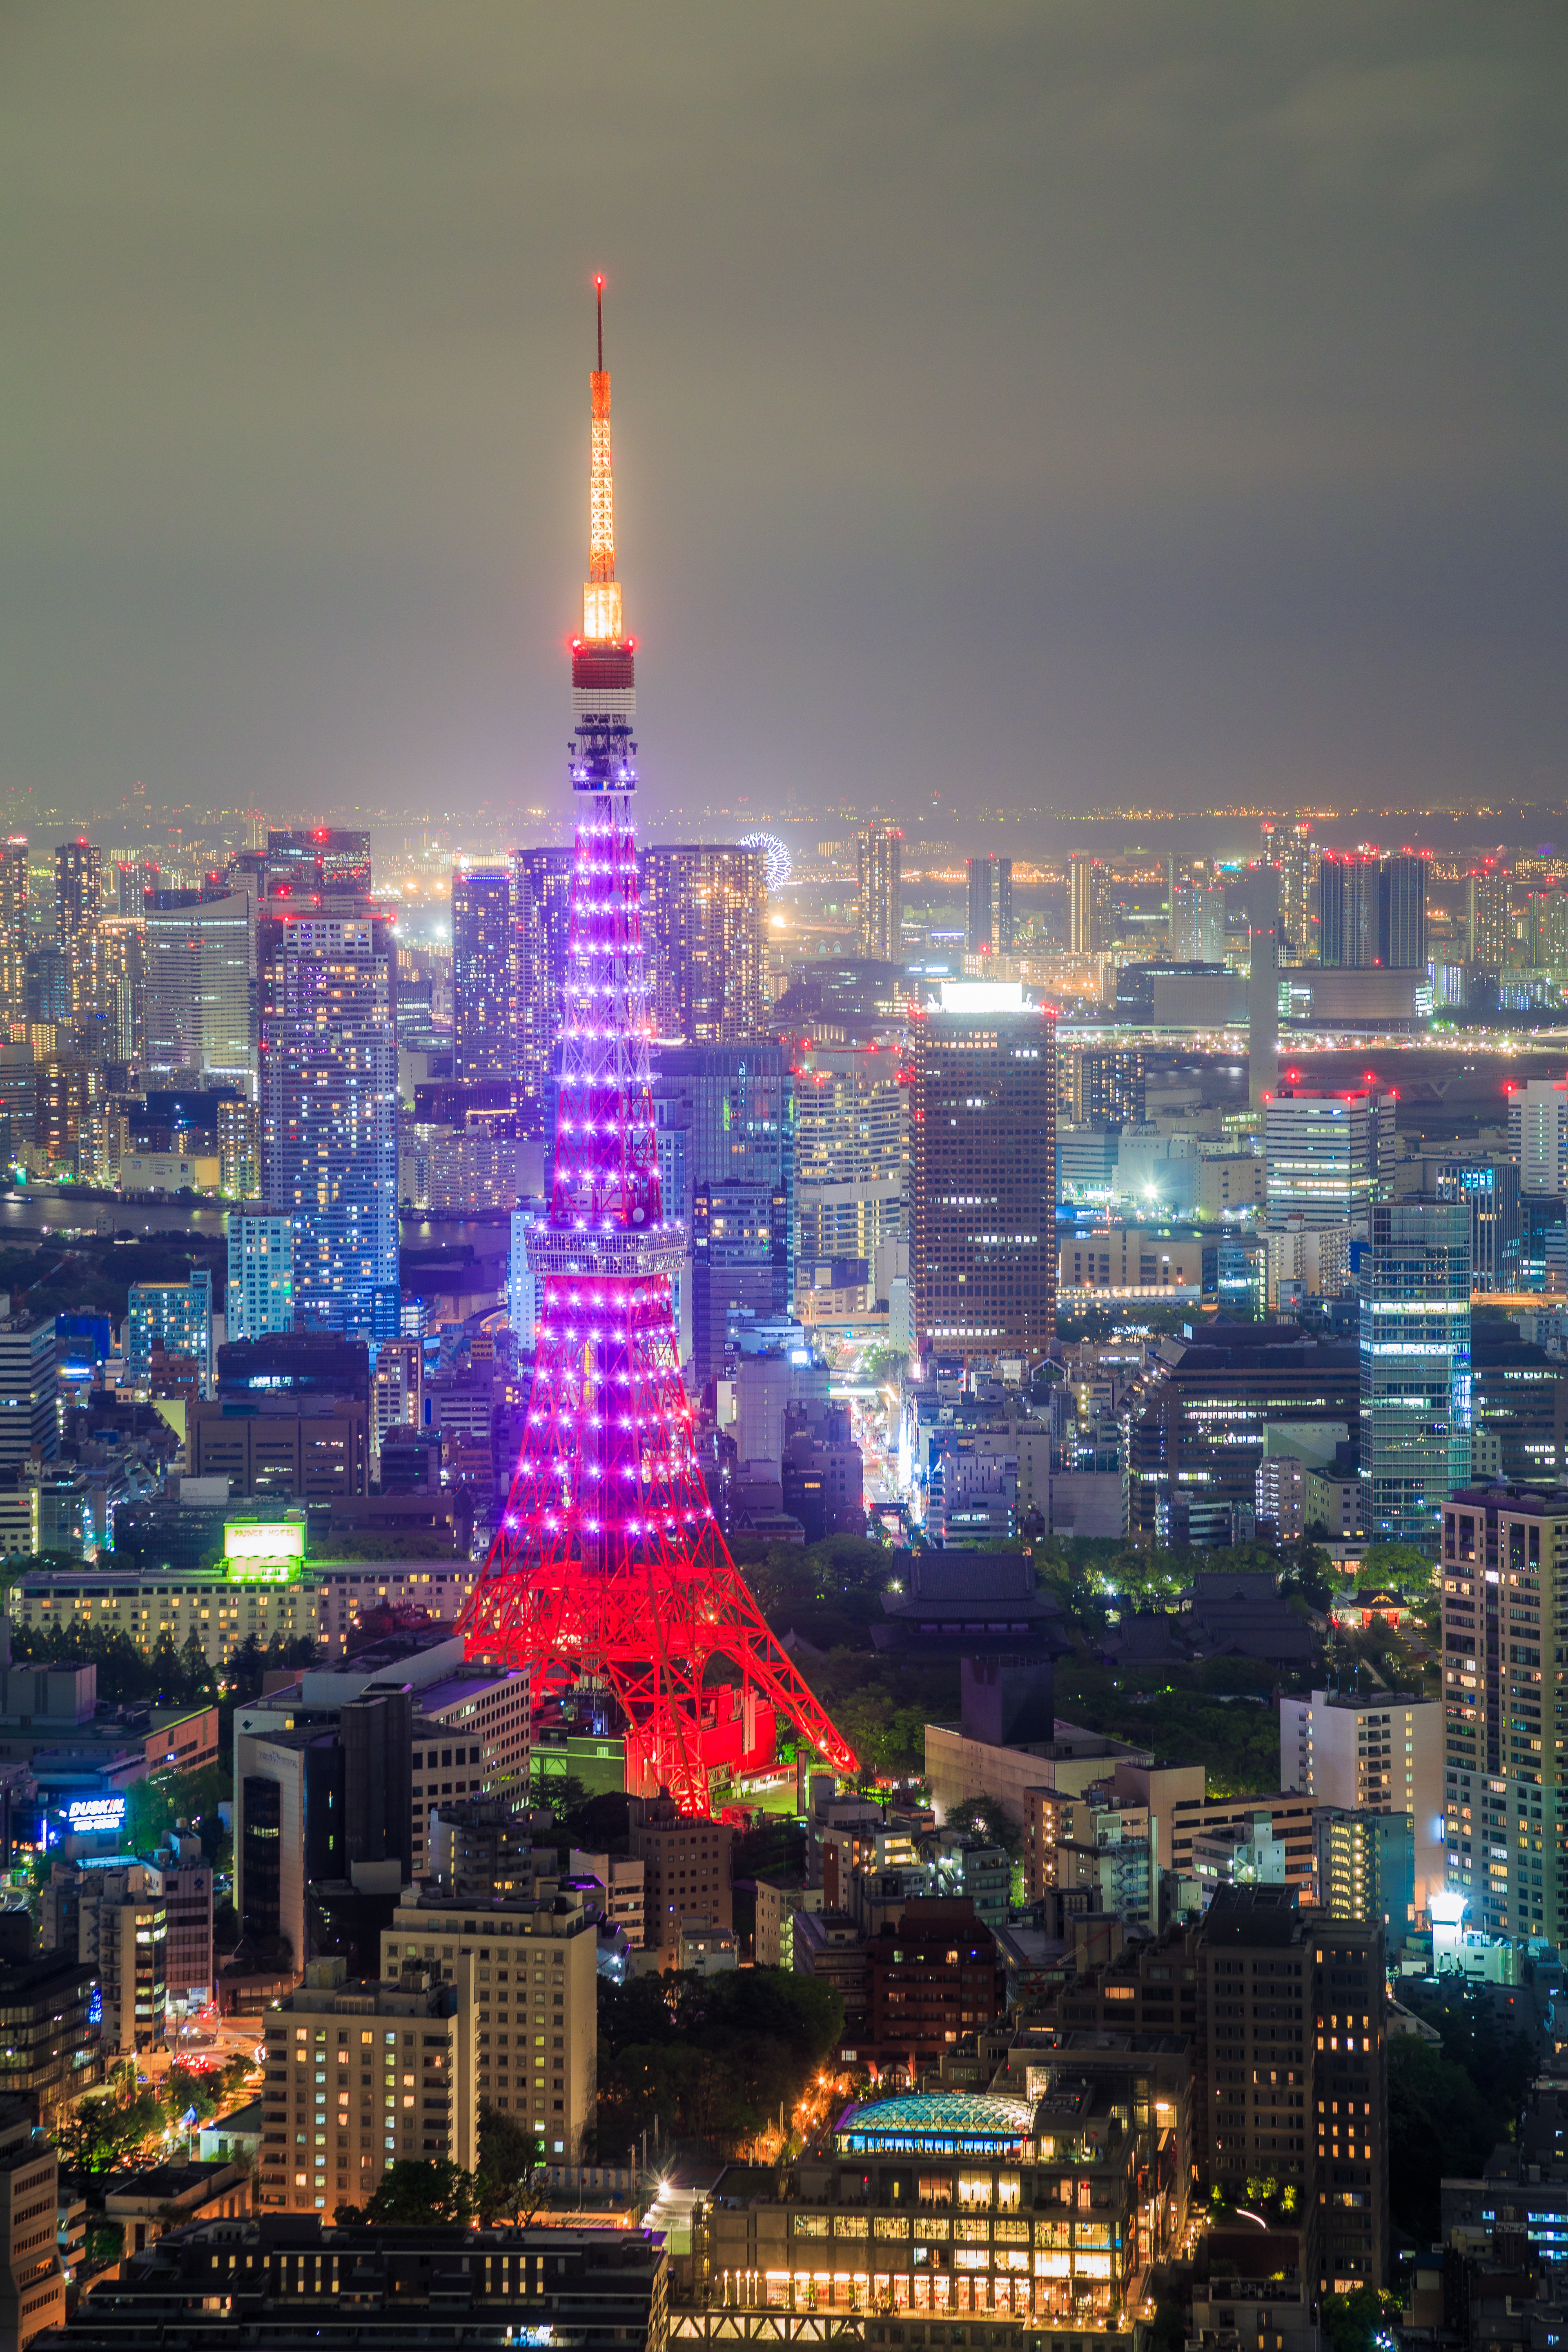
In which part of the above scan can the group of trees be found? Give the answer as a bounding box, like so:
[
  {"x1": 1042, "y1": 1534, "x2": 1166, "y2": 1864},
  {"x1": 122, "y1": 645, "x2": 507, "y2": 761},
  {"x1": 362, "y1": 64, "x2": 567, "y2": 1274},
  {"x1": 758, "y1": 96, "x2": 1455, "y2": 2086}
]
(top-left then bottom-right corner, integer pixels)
[
  {"x1": 8, "y1": 1619, "x2": 315, "y2": 1723},
  {"x1": 1385, "y1": 1980, "x2": 1537, "y2": 2245},
  {"x1": 333, "y1": 2107, "x2": 543, "y2": 2229},
  {"x1": 595, "y1": 1967, "x2": 843, "y2": 2158},
  {"x1": 57, "y1": 2052, "x2": 255, "y2": 2183}
]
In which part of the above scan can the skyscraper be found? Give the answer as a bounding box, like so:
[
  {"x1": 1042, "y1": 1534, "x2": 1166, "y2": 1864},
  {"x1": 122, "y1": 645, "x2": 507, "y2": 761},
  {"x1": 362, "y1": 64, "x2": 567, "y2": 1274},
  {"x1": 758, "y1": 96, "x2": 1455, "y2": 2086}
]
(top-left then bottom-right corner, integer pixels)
[
  {"x1": 1378, "y1": 851, "x2": 1427, "y2": 969},
  {"x1": 641, "y1": 844, "x2": 766, "y2": 1041},
  {"x1": 651, "y1": 1040, "x2": 793, "y2": 1383},
  {"x1": 1510, "y1": 1078, "x2": 1568, "y2": 1196},
  {"x1": 1361, "y1": 1197, "x2": 1471, "y2": 1544},
  {"x1": 1434, "y1": 1158, "x2": 1521, "y2": 1294},
  {"x1": 1264, "y1": 1089, "x2": 1395, "y2": 1224},
  {"x1": 1167, "y1": 869, "x2": 1226, "y2": 962},
  {"x1": 1317, "y1": 851, "x2": 1378, "y2": 967},
  {"x1": 259, "y1": 912, "x2": 398, "y2": 1337},
  {"x1": 1261, "y1": 819, "x2": 1319, "y2": 958},
  {"x1": 54, "y1": 840, "x2": 102, "y2": 949},
  {"x1": 145, "y1": 891, "x2": 255, "y2": 1082},
  {"x1": 855, "y1": 821, "x2": 903, "y2": 962},
  {"x1": 225, "y1": 1208, "x2": 295, "y2": 1341},
  {"x1": 911, "y1": 980, "x2": 1056, "y2": 1361},
  {"x1": 84, "y1": 915, "x2": 146, "y2": 1067},
  {"x1": 965, "y1": 855, "x2": 1013, "y2": 956},
  {"x1": 1467, "y1": 860, "x2": 1512, "y2": 966},
  {"x1": 511, "y1": 844, "x2": 574, "y2": 1136},
  {"x1": 461, "y1": 283, "x2": 854, "y2": 1813},
  {"x1": 451, "y1": 866, "x2": 514, "y2": 1083},
  {"x1": 0, "y1": 840, "x2": 27, "y2": 1037},
  {"x1": 262, "y1": 829, "x2": 372, "y2": 902},
  {"x1": 1248, "y1": 860, "x2": 1279, "y2": 1110},
  {"x1": 792, "y1": 1042, "x2": 906, "y2": 1268},
  {"x1": 1067, "y1": 855, "x2": 1108, "y2": 955}
]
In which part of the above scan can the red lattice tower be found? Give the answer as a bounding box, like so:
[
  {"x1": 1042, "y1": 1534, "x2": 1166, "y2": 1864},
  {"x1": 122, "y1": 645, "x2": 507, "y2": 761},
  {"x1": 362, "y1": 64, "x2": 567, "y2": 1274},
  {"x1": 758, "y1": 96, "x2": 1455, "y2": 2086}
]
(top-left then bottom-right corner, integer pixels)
[{"x1": 459, "y1": 283, "x2": 856, "y2": 1814}]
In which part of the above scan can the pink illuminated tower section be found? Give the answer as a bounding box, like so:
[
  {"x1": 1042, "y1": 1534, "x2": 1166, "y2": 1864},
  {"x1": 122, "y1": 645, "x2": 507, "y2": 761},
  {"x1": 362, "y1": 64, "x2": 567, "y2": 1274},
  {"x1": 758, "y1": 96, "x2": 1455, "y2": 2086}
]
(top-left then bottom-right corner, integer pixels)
[{"x1": 459, "y1": 284, "x2": 856, "y2": 1814}]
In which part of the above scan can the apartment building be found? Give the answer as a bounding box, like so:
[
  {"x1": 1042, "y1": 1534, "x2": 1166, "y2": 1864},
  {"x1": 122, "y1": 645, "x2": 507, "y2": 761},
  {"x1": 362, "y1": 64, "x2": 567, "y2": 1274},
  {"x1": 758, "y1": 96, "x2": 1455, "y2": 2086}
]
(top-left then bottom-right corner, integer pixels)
[
  {"x1": 629, "y1": 1793, "x2": 735, "y2": 1967},
  {"x1": 1278, "y1": 1686, "x2": 1444, "y2": 1915}
]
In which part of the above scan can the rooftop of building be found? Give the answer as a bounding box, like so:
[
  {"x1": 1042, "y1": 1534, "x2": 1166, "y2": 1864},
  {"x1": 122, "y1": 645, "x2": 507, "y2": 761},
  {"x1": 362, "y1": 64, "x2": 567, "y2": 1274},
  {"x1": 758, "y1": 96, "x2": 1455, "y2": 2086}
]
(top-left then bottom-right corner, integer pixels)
[{"x1": 833, "y1": 2091, "x2": 1038, "y2": 2152}]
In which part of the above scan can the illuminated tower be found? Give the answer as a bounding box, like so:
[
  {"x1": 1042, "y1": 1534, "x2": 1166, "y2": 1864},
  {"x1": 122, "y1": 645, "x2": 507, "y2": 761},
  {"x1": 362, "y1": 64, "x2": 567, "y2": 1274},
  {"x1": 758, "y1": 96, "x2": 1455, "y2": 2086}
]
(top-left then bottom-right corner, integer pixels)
[{"x1": 459, "y1": 284, "x2": 855, "y2": 1812}]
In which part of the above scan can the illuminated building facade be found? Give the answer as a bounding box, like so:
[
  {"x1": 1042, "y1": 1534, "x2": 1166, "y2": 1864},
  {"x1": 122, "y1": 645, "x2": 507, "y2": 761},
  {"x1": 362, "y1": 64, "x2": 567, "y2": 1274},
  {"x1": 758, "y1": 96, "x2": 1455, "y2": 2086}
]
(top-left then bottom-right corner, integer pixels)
[
  {"x1": 459, "y1": 285, "x2": 854, "y2": 1812},
  {"x1": 0, "y1": 839, "x2": 27, "y2": 1036},
  {"x1": 856, "y1": 820, "x2": 902, "y2": 961},
  {"x1": 1263, "y1": 1089, "x2": 1395, "y2": 1225},
  {"x1": 641, "y1": 842, "x2": 766, "y2": 1041},
  {"x1": 1361, "y1": 1198, "x2": 1470, "y2": 1544},
  {"x1": 1262, "y1": 818, "x2": 1319, "y2": 958},
  {"x1": 910, "y1": 982, "x2": 1056, "y2": 1361},
  {"x1": 145, "y1": 891, "x2": 254, "y2": 1082},
  {"x1": 512, "y1": 844, "x2": 573, "y2": 1134},
  {"x1": 1067, "y1": 854, "x2": 1108, "y2": 956},
  {"x1": 452, "y1": 866, "x2": 514, "y2": 1083},
  {"x1": 54, "y1": 838, "x2": 102, "y2": 951},
  {"x1": 650, "y1": 1040, "x2": 793, "y2": 1385},
  {"x1": 1467, "y1": 860, "x2": 1513, "y2": 966},
  {"x1": 792, "y1": 1041, "x2": 906, "y2": 1268},
  {"x1": 965, "y1": 854, "x2": 1012, "y2": 956},
  {"x1": 226, "y1": 1208, "x2": 296, "y2": 1341},
  {"x1": 258, "y1": 913, "x2": 399, "y2": 1337}
]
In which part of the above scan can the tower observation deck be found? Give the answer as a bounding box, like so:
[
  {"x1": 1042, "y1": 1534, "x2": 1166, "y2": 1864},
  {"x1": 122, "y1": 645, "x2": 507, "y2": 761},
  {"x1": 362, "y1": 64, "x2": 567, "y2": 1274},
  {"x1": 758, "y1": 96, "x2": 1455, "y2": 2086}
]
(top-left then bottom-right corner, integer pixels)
[{"x1": 458, "y1": 283, "x2": 857, "y2": 1813}]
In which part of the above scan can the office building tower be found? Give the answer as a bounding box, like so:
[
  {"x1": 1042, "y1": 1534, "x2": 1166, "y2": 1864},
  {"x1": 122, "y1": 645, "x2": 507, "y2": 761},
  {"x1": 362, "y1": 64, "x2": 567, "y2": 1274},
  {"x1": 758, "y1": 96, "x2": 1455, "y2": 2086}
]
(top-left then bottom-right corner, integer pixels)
[
  {"x1": 1280, "y1": 1686, "x2": 1443, "y2": 1912},
  {"x1": 1168, "y1": 869, "x2": 1226, "y2": 963},
  {"x1": 641, "y1": 843, "x2": 766, "y2": 1042},
  {"x1": 651, "y1": 1040, "x2": 793, "y2": 1383},
  {"x1": 1441, "y1": 1486, "x2": 1568, "y2": 1943},
  {"x1": 23, "y1": 944, "x2": 71, "y2": 1030},
  {"x1": 630, "y1": 1791, "x2": 735, "y2": 1969},
  {"x1": 85, "y1": 915, "x2": 146, "y2": 1067},
  {"x1": 1510, "y1": 1078, "x2": 1568, "y2": 1198},
  {"x1": 511, "y1": 845, "x2": 573, "y2": 1135},
  {"x1": 0, "y1": 840, "x2": 26, "y2": 1036},
  {"x1": 1249, "y1": 859, "x2": 1279, "y2": 1110},
  {"x1": 218, "y1": 1095, "x2": 260, "y2": 1198},
  {"x1": 911, "y1": 980, "x2": 1056, "y2": 1360},
  {"x1": 452, "y1": 866, "x2": 514, "y2": 1084},
  {"x1": 1361, "y1": 1197, "x2": 1470, "y2": 1544},
  {"x1": 1317, "y1": 851, "x2": 1378, "y2": 967},
  {"x1": 507, "y1": 1199, "x2": 545, "y2": 1356},
  {"x1": 1435, "y1": 1158, "x2": 1521, "y2": 1294},
  {"x1": 53, "y1": 839, "x2": 102, "y2": 951},
  {"x1": 1378, "y1": 851, "x2": 1428, "y2": 970},
  {"x1": 965, "y1": 855, "x2": 1012, "y2": 956},
  {"x1": 1468, "y1": 860, "x2": 1513, "y2": 966},
  {"x1": 1264, "y1": 1089, "x2": 1395, "y2": 1224},
  {"x1": 1067, "y1": 855, "x2": 1108, "y2": 955},
  {"x1": 460, "y1": 286, "x2": 855, "y2": 1814},
  {"x1": 0, "y1": 2099, "x2": 66, "y2": 2345},
  {"x1": 0, "y1": 1313, "x2": 57, "y2": 1470},
  {"x1": 259, "y1": 913, "x2": 399, "y2": 1338},
  {"x1": 1524, "y1": 888, "x2": 1568, "y2": 969},
  {"x1": 262, "y1": 829, "x2": 372, "y2": 902},
  {"x1": 78, "y1": 1866, "x2": 167, "y2": 2056},
  {"x1": 145, "y1": 891, "x2": 255, "y2": 1083},
  {"x1": 127, "y1": 1269, "x2": 213, "y2": 1391},
  {"x1": 226, "y1": 1209, "x2": 295, "y2": 1341},
  {"x1": 792, "y1": 1043, "x2": 906, "y2": 1270},
  {"x1": 114, "y1": 857, "x2": 160, "y2": 915},
  {"x1": 36, "y1": 1056, "x2": 107, "y2": 1178},
  {"x1": 856, "y1": 821, "x2": 903, "y2": 962},
  {"x1": 1262, "y1": 819, "x2": 1319, "y2": 958},
  {"x1": 1058, "y1": 1045, "x2": 1145, "y2": 1126},
  {"x1": 371, "y1": 1337, "x2": 422, "y2": 1457},
  {"x1": 1314, "y1": 1809, "x2": 1415, "y2": 1932}
]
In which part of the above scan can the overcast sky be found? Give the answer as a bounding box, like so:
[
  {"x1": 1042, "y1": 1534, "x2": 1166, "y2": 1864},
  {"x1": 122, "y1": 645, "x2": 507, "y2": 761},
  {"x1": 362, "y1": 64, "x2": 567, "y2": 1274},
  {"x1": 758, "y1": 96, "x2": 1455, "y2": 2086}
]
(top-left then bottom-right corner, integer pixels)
[{"x1": 1, "y1": 2, "x2": 1564, "y2": 840}]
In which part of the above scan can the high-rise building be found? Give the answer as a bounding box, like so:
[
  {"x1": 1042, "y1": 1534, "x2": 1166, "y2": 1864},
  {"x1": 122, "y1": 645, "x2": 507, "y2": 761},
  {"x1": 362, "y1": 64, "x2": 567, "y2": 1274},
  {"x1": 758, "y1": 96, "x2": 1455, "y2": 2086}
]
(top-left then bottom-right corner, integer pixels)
[
  {"x1": 1378, "y1": 851, "x2": 1428, "y2": 970},
  {"x1": 651, "y1": 1040, "x2": 793, "y2": 1383},
  {"x1": 1524, "y1": 887, "x2": 1568, "y2": 969},
  {"x1": 1361, "y1": 1197, "x2": 1470, "y2": 1544},
  {"x1": 910, "y1": 980, "x2": 1056, "y2": 1361},
  {"x1": 217, "y1": 1095, "x2": 260, "y2": 1198},
  {"x1": 856, "y1": 821, "x2": 903, "y2": 962},
  {"x1": 78, "y1": 1865, "x2": 167, "y2": 2055},
  {"x1": 1262, "y1": 820, "x2": 1319, "y2": 958},
  {"x1": 84, "y1": 914, "x2": 146, "y2": 1067},
  {"x1": 459, "y1": 285, "x2": 855, "y2": 1815},
  {"x1": 452, "y1": 867, "x2": 514, "y2": 1084},
  {"x1": 1067, "y1": 855, "x2": 1108, "y2": 955},
  {"x1": 792, "y1": 1042, "x2": 906, "y2": 1270},
  {"x1": 1434, "y1": 1158, "x2": 1521, "y2": 1294},
  {"x1": 511, "y1": 845, "x2": 573, "y2": 1136},
  {"x1": 1317, "y1": 852, "x2": 1378, "y2": 967},
  {"x1": 225, "y1": 1208, "x2": 295, "y2": 1341},
  {"x1": 964, "y1": 855, "x2": 1012, "y2": 956},
  {"x1": 1468, "y1": 860, "x2": 1513, "y2": 966},
  {"x1": 1249, "y1": 860, "x2": 1279, "y2": 1110},
  {"x1": 371, "y1": 1337, "x2": 422, "y2": 1457},
  {"x1": 1264, "y1": 1088, "x2": 1394, "y2": 1224},
  {"x1": 259, "y1": 913, "x2": 398, "y2": 1338},
  {"x1": 114, "y1": 857, "x2": 160, "y2": 915},
  {"x1": 1058, "y1": 1045, "x2": 1145, "y2": 1126},
  {"x1": 36, "y1": 1056, "x2": 107, "y2": 1178},
  {"x1": 0, "y1": 1313, "x2": 57, "y2": 1470},
  {"x1": 1441, "y1": 1486, "x2": 1568, "y2": 1944},
  {"x1": 641, "y1": 844, "x2": 766, "y2": 1042},
  {"x1": 1279, "y1": 1686, "x2": 1443, "y2": 1911},
  {"x1": 1510, "y1": 1077, "x2": 1568, "y2": 1197},
  {"x1": 53, "y1": 839, "x2": 102, "y2": 950},
  {"x1": 262, "y1": 829, "x2": 372, "y2": 903},
  {"x1": 145, "y1": 891, "x2": 255, "y2": 1083},
  {"x1": 1313, "y1": 1809, "x2": 1415, "y2": 1932},
  {"x1": 1167, "y1": 868, "x2": 1226, "y2": 962},
  {"x1": 127, "y1": 1270, "x2": 213, "y2": 1392},
  {"x1": 0, "y1": 840, "x2": 27, "y2": 1037}
]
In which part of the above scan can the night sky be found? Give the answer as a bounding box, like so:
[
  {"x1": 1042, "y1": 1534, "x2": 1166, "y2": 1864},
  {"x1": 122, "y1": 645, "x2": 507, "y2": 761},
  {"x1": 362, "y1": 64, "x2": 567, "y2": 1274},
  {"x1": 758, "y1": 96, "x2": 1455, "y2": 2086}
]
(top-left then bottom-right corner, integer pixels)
[{"x1": 2, "y1": 3, "x2": 1565, "y2": 838}]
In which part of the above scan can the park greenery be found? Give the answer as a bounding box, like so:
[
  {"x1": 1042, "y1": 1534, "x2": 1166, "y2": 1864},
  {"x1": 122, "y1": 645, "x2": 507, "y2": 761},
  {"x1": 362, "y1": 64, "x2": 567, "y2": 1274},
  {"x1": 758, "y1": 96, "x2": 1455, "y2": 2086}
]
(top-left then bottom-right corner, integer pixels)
[
  {"x1": 595, "y1": 1966, "x2": 843, "y2": 2157},
  {"x1": 57, "y1": 2052, "x2": 255, "y2": 2183},
  {"x1": 1385, "y1": 1980, "x2": 1537, "y2": 2244}
]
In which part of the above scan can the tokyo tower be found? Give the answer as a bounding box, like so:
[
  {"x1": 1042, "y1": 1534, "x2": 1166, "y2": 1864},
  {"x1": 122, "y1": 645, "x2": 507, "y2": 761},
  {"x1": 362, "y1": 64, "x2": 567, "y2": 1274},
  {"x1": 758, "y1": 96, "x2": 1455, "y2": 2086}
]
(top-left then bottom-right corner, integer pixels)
[{"x1": 459, "y1": 282, "x2": 856, "y2": 1815}]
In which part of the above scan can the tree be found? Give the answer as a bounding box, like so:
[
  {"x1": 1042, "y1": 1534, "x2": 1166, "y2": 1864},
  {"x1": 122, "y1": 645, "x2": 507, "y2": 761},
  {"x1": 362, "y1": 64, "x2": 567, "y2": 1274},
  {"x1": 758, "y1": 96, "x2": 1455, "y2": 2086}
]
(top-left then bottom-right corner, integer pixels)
[
  {"x1": 1322, "y1": 2286, "x2": 1403, "y2": 2352},
  {"x1": 475, "y1": 2104, "x2": 544, "y2": 2225},
  {"x1": 1385, "y1": 2032, "x2": 1498, "y2": 2244},
  {"x1": 363, "y1": 2157, "x2": 474, "y2": 2226},
  {"x1": 56, "y1": 2088, "x2": 166, "y2": 2180},
  {"x1": 164, "y1": 2062, "x2": 218, "y2": 2127}
]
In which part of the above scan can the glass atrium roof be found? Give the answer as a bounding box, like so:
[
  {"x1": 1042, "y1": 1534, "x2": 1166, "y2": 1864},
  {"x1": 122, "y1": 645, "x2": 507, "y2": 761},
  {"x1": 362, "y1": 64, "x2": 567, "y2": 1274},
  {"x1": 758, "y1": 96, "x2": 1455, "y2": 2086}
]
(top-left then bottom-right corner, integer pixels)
[{"x1": 834, "y1": 2093, "x2": 1037, "y2": 2155}]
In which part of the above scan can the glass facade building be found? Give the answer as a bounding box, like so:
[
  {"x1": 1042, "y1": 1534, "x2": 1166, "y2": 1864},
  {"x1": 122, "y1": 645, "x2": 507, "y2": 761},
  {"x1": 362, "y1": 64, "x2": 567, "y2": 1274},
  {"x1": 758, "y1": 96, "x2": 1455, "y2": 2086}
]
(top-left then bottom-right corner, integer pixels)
[
  {"x1": 1361, "y1": 1197, "x2": 1471, "y2": 1544},
  {"x1": 451, "y1": 866, "x2": 514, "y2": 1084}
]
